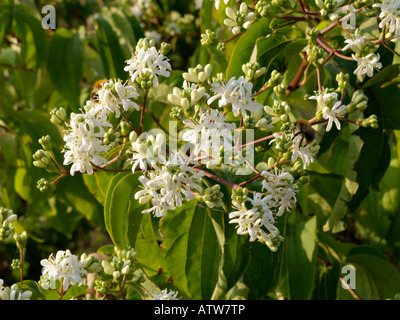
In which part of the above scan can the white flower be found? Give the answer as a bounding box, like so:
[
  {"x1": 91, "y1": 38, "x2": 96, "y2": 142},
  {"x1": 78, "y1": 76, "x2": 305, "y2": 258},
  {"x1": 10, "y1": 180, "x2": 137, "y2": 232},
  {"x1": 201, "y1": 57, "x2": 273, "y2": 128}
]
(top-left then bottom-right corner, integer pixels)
[
  {"x1": 40, "y1": 250, "x2": 88, "y2": 290},
  {"x1": 352, "y1": 53, "x2": 383, "y2": 79},
  {"x1": 261, "y1": 168, "x2": 298, "y2": 216},
  {"x1": 182, "y1": 109, "x2": 236, "y2": 160},
  {"x1": 124, "y1": 46, "x2": 171, "y2": 88},
  {"x1": 96, "y1": 79, "x2": 140, "y2": 118},
  {"x1": 229, "y1": 197, "x2": 279, "y2": 244},
  {"x1": 373, "y1": 0, "x2": 400, "y2": 39},
  {"x1": 291, "y1": 141, "x2": 315, "y2": 169},
  {"x1": 322, "y1": 101, "x2": 347, "y2": 132},
  {"x1": 309, "y1": 89, "x2": 338, "y2": 111},
  {"x1": 134, "y1": 154, "x2": 204, "y2": 217},
  {"x1": 152, "y1": 289, "x2": 180, "y2": 300},
  {"x1": 63, "y1": 111, "x2": 112, "y2": 176},
  {"x1": 129, "y1": 131, "x2": 167, "y2": 173},
  {"x1": 342, "y1": 29, "x2": 367, "y2": 53},
  {"x1": 224, "y1": 2, "x2": 255, "y2": 35},
  {"x1": 207, "y1": 76, "x2": 262, "y2": 117},
  {"x1": 0, "y1": 284, "x2": 32, "y2": 300}
]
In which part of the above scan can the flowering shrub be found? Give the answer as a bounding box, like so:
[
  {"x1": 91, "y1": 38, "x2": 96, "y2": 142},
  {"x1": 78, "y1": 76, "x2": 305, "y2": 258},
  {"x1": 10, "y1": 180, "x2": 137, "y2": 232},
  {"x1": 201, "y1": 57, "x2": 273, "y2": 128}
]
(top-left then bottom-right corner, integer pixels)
[{"x1": 1, "y1": 0, "x2": 400, "y2": 300}]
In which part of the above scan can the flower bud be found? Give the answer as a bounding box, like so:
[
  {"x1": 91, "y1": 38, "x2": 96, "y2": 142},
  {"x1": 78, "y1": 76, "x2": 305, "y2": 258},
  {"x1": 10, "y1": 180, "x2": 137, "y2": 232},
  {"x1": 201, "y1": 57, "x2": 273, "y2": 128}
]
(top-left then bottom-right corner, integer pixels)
[{"x1": 39, "y1": 135, "x2": 52, "y2": 151}]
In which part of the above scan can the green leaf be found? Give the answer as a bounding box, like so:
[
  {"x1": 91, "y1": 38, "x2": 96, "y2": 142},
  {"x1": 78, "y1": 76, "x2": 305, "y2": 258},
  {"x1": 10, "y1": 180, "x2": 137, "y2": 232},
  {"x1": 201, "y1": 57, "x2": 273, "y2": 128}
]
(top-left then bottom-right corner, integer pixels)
[
  {"x1": 83, "y1": 170, "x2": 114, "y2": 205},
  {"x1": 46, "y1": 28, "x2": 84, "y2": 109},
  {"x1": 323, "y1": 121, "x2": 363, "y2": 233},
  {"x1": 285, "y1": 216, "x2": 318, "y2": 299},
  {"x1": 337, "y1": 254, "x2": 400, "y2": 300},
  {"x1": 0, "y1": 0, "x2": 14, "y2": 47},
  {"x1": 18, "y1": 280, "x2": 46, "y2": 300},
  {"x1": 161, "y1": 201, "x2": 222, "y2": 300},
  {"x1": 243, "y1": 241, "x2": 282, "y2": 299},
  {"x1": 363, "y1": 64, "x2": 400, "y2": 89},
  {"x1": 13, "y1": 5, "x2": 47, "y2": 69},
  {"x1": 104, "y1": 171, "x2": 144, "y2": 250},
  {"x1": 95, "y1": 14, "x2": 127, "y2": 80},
  {"x1": 226, "y1": 18, "x2": 271, "y2": 80},
  {"x1": 135, "y1": 212, "x2": 171, "y2": 287}
]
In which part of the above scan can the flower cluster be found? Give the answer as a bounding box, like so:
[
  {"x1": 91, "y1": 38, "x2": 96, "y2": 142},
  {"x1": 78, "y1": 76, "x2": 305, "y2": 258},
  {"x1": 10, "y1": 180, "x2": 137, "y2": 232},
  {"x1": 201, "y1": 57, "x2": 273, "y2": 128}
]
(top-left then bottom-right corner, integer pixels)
[
  {"x1": 208, "y1": 76, "x2": 263, "y2": 117},
  {"x1": 39, "y1": 250, "x2": 89, "y2": 290},
  {"x1": 182, "y1": 109, "x2": 236, "y2": 162},
  {"x1": 125, "y1": 38, "x2": 171, "y2": 89},
  {"x1": 374, "y1": 0, "x2": 400, "y2": 39},
  {"x1": 134, "y1": 153, "x2": 204, "y2": 217}
]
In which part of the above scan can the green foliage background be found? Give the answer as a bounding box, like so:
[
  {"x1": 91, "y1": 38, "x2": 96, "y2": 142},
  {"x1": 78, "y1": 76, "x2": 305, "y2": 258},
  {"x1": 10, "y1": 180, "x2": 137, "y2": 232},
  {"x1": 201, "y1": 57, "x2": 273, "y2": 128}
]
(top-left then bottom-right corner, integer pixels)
[{"x1": 1, "y1": 0, "x2": 400, "y2": 300}]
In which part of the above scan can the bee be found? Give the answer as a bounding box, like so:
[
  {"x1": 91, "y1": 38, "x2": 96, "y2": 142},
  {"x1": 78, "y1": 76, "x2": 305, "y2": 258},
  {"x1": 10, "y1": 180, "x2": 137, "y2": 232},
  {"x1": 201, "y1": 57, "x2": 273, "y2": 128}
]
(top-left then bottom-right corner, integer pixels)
[
  {"x1": 292, "y1": 119, "x2": 318, "y2": 148},
  {"x1": 90, "y1": 79, "x2": 106, "y2": 103}
]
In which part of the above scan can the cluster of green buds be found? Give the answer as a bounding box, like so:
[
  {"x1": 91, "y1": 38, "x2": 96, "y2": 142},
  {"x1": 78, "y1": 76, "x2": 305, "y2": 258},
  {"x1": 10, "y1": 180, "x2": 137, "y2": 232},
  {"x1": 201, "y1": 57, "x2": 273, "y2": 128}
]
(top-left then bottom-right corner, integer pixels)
[
  {"x1": 182, "y1": 64, "x2": 212, "y2": 86},
  {"x1": 336, "y1": 72, "x2": 350, "y2": 93},
  {"x1": 359, "y1": 114, "x2": 378, "y2": 128},
  {"x1": 102, "y1": 254, "x2": 132, "y2": 281},
  {"x1": 159, "y1": 42, "x2": 172, "y2": 56},
  {"x1": 347, "y1": 90, "x2": 369, "y2": 113},
  {"x1": 224, "y1": 3, "x2": 255, "y2": 35},
  {"x1": 253, "y1": 107, "x2": 274, "y2": 132},
  {"x1": 266, "y1": 70, "x2": 284, "y2": 88},
  {"x1": 357, "y1": 41, "x2": 377, "y2": 58},
  {"x1": 135, "y1": 37, "x2": 156, "y2": 52},
  {"x1": 101, "y1": 247, "x2": 137, "y2": 281},
  {"x1": 315, "y1": 0, "x2": 345, "y2": 19},
  {"x1": 33, "y1": 149, "x2": 57, "y2": 172},
  {"x1": 243, "y1": 115, "x2": 256, "y2": 129},
  {"x1": 11, "y1": 258, "x2": 21, "y2": 270},
  {"x1": 273, "y1": 83, "x2": 287, "y2": 101},
  {"x1": 49, "y1": 107, "x2": 67, "y2": 127},
  {"x1": 242, "y1": 62, "x2": 267, "y2": 82},
  {"x1": 255, "y1": 1, "x2": 271, "y2": 18},
  {"x1": 217, "y1": 41, "x2": 226, "y2": 52},
  {"x1": 136, "y1": 69, "x2": 156, "y2": 90},
  {"x1": 273, "y1": 132, "x2": 293, "y2": 152},
  {"x1": 307, "y1": 27, "x2": 320, "y2": 46},
  {"x1": 168, "y1": 83, "x2": 206, "y2": 111},
  {"x1": 81, "y1": 253, "x2": 102, "y2": 274},
  {"x1": 201, "y1": 184, "x2": 224, "y2": 209},
  {"x1": 103, "y1": 128, "x2": 121, "y2": 148},
  {"x1": 37, "y1": 178, "x2": 50, "y2": 192},
  {"x1": 120, "y1": 120, "x2": 130, "y2": 136},
  {"x1": 307, "y1": 44, "x2": 329, "y2": 66},
  {"x1": 14, "y1": 231, "x2": 28, "y2": 251},
  {"x1": 170, "y1": 106, "x2": 185, "y2": 120},
  {"x1": 200, "y1": 29, "x2": 218, "y2": 47},
  {"x1": 261, "y1": 229, "x2": 284, "y2": 252},
  {"x1": 0, "y1": 207, "x2": 17, "y2": 241},
  {"x1": 271, "y1": 100, "x2": 292, "y2": 123},
  {"x1": 39, "y1": 135, "x2": 52, "y2": 151},
  {"x1": 289, "y1": 159, "x2": 307, "y2": 178},
  {"x1": 231, "y1": 187, "x2": 249, "y2": 203},
  {"x1": 211, "y1": 72, "x2": 225, "y2": 84}
]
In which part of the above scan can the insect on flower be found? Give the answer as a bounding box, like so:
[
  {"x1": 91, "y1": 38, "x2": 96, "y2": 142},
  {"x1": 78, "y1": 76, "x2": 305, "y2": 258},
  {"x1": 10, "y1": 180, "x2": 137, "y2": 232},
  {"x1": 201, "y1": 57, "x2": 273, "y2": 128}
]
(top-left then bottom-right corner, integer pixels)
[
  {"x1": 90, "y1": 79, "x2": 106, "y2": 103},
  {"x1": 291, "y1": 119, "x2": 318, "y2": 148}
]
